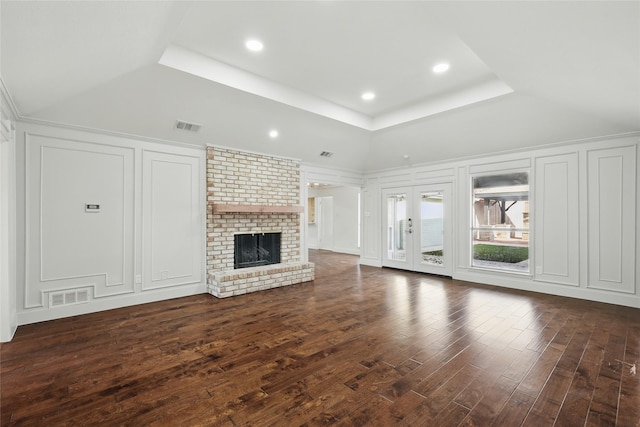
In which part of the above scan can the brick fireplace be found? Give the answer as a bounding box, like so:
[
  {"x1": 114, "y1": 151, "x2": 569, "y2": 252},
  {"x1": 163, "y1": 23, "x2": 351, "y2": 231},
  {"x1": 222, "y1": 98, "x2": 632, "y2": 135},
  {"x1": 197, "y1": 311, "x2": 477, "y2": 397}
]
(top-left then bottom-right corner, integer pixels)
[{"x1": 206, "y1": 146, "x2": 314, "y2": 297}]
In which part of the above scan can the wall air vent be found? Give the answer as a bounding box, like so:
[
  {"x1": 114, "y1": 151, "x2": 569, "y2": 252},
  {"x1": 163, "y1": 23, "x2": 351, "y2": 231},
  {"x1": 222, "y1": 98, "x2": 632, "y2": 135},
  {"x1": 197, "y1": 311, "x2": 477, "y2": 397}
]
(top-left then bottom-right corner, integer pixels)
[
  {"x1": 49, "y1": 289, "x2": 90, "y2": 308},
  {"x1": 320, "y1": 151, "x2": 333, "y2": 157},
  {"x1": 175, "y1": 120, "x2": 201, "y2": 133}
]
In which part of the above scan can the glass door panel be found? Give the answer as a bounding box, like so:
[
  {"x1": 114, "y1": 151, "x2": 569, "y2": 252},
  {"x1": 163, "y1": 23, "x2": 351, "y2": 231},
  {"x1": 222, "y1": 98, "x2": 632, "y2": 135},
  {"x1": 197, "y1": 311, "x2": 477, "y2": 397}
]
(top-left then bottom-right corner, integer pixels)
[
  {"x1": 414, "y1": 183, "x2": 451, "y2": 276},
  {"x1": 384, "y1": 191, "x2": 409, "y2": 267},
  {"x1": 419, "y1": 191, "x2": 444, "y2": 267}
]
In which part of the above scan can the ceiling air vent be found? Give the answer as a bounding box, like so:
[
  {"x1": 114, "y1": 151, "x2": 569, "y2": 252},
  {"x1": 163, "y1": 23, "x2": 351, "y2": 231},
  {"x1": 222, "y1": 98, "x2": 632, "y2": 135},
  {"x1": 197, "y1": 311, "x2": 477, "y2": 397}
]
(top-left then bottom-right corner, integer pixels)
[
  {"x1": 175, "y1": 120, "x2": 201, "y2": 133},
  {"x1": 320, "y1": 151, "x2": 333, "y2": 157}
]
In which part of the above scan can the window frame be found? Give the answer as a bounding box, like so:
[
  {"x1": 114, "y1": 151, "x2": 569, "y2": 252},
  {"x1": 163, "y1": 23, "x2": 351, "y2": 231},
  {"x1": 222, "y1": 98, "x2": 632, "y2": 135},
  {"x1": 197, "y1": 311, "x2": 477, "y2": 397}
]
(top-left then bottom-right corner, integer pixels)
[{"x1": 469, "y1": 170, "x2": 531, "y2": 275}]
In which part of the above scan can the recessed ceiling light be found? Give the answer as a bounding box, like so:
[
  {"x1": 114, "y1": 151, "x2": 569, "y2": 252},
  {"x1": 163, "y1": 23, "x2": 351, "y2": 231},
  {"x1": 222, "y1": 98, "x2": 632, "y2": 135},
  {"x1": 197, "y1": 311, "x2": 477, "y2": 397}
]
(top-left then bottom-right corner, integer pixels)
[
  {"x1": 245, "y1": 39, "x2": 264, "y2": 52},
  {"x1": 432, "y1": 63, "x2": 450, "y2": 73},
  {"x1": 269, "y1": 129, "x2": 279, "y2": 139},
  {"x1": 361, "y1": 92, "x2": 376, "y2": 101}
]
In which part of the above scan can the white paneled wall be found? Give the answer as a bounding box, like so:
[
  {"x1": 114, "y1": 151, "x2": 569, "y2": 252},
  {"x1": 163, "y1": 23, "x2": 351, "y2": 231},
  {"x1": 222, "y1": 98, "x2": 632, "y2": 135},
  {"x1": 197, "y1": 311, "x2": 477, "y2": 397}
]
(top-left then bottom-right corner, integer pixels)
[
  {"x1": 587, "y1": 145, "x2": 636, "y2": 293},
  {"x1": 143, "y1": 151, "x2": 202, "y2": 290},
  {"x1": 26, "y1": 135, "x2": 135, "y2": 307},
  {"x1": 18, "y1": 123, "x2": 206, "y2": 324},
  {"x1": 9, "y1": 121, "x2": 640, "y2": 329},
  {"x1": 362, "y1": 135, "x2": 639, "y2": 308},
  {"x1": 0, "y1": 83, "x2": 17, "y2": 342},
  {"x1": 534, "y1": 153, "x2": 580, "y2": 286},
  {"x1": 361, "y1": 179, "x2": 381, "y2": 265}
]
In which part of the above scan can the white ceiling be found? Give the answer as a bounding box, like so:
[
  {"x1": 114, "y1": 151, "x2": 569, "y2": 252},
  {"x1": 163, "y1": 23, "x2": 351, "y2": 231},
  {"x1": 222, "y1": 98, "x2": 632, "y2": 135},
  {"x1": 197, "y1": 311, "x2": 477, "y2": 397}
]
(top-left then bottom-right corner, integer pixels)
[{"x1": 2, "y1": 1, "x2": 638, "y2": 172}]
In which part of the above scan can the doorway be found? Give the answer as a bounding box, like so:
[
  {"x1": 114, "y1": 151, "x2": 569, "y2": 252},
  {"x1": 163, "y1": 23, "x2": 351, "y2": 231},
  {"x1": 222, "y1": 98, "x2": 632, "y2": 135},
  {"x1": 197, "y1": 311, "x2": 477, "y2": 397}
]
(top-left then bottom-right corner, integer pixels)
[
  {"x1": 317, "y1": 196, "x2": 334, "y2": 251},
  {"x1": 307, "y1": 184, "x2": 360, "y2": 255},
  {"x1": 382, "y1": 183, "x2": 452, "y2": 276}
]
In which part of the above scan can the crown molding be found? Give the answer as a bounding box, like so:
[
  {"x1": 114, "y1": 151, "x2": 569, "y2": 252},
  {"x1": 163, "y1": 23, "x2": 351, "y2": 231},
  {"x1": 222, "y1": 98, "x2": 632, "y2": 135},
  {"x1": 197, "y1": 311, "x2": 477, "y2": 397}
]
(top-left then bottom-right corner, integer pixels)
[
  {"x1": 301, "y1": 162, "x2": 365, "y2": 183},
  {"x1": 0, "y1": 77, "x2": 20, "y2": 120},
  {"x1": 160, "y1": 44, "x2": 373, "y2": 131},
  {"x1": 160, "y1": 44, "x2": 514, "y2": 132},
  {"x1": 366, "y1": 131, "x2": 640, "y2": 176},
  {"x1": 17, "y1": 116, "x2": 206, "y2": 151}
]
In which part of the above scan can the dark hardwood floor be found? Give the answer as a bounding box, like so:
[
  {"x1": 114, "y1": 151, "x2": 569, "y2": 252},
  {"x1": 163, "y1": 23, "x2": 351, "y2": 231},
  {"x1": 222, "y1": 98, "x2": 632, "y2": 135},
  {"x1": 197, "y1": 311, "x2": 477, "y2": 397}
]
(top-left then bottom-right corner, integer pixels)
[{"x1": 1, "y1": 250, "x2": 639, "y2": 426}]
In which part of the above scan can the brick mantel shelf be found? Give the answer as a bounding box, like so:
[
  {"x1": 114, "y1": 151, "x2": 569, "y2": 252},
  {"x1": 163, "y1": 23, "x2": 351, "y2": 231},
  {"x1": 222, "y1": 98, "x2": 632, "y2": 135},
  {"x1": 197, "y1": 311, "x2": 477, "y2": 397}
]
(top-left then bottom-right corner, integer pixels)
[{"x1": 211, "y1": 203, "x2": 304, "y2": 213}]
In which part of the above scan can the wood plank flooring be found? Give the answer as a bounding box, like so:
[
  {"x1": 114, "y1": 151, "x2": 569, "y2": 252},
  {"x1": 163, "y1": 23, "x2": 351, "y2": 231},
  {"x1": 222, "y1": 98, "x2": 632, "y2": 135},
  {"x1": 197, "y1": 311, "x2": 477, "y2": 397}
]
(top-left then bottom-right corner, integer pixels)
[{"x1": 1, "y1": 250, "x2": 639, "y2": 426}]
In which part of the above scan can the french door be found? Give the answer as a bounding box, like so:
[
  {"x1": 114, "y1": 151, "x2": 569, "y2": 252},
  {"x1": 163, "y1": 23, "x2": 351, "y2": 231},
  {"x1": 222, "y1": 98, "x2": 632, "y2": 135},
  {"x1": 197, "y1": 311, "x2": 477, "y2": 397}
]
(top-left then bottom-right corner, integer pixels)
[{"x1": 382, "y1": 183, "x2": 452, "y2": 276}]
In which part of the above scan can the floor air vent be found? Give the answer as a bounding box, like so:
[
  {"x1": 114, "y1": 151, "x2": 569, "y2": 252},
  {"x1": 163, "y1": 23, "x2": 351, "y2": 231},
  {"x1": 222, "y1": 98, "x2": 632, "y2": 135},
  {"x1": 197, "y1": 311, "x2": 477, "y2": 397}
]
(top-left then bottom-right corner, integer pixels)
[
  {"x1": 50, "y1": 289, "x2": 90, "y2": 307},
  {"x1": 175, "y1": 120, "x2": 201, "y2": 132}
]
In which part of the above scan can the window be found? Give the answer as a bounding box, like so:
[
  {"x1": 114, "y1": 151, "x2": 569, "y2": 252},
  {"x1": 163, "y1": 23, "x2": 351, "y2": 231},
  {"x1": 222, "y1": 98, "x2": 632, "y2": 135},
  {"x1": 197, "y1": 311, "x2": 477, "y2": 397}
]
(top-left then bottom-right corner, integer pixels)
[{"x1": 471, "y1": 172, "x2": 529, "y2": 273}]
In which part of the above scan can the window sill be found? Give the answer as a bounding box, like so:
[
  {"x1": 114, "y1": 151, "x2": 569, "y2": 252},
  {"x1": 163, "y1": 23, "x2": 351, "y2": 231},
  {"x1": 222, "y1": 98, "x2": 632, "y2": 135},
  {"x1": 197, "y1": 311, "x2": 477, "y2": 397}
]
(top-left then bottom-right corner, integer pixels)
[{"x1": 469, "y1": 264, "x2": 532, "y2": 277}]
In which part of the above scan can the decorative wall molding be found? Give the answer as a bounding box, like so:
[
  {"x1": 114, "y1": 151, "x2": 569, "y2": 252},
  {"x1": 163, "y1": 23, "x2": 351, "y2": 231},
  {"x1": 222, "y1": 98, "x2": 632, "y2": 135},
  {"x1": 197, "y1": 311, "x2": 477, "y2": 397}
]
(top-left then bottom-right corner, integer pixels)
[
  {"x1": 25, "y1": 134, "x2": 135, "y2": 307},
  {"x1": 366, "y1": 131, "x2": 640, "y2": 175},
  {"x1": 19, "y1": 116, "x2": 206, "y2": 152},
  {"x1": 302, "y1": 163, "x2": 365, "y2": 187},
  {"x1": 0, "y1": 77, "x2": 20, "y2": 120},
  {"x1": 0, "y1": 77, "x2": 18, "y2": 342},
  {"x1": 17, "y1": 122, "x2": 207, "y2": 324},
  {"x1": 534, "y1": 152, "x2": 580, "y2": 286},
  {"x1": 587, "y1": 145, "x2": 636, "y2": 294},
  {"x1": 142, "y1": 150, "x2": 203, "y2": 291},
  {"x1": 362, "y1": 134, "x2": 639, "y2": 308}
]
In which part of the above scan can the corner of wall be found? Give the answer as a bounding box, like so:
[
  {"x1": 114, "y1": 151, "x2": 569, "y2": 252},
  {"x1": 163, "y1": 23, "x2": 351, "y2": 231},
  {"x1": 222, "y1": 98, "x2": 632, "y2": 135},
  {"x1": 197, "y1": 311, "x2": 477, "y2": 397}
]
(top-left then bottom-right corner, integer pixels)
[{"x1": 0, "y1": 77, "x2": 18, "y2": 342}]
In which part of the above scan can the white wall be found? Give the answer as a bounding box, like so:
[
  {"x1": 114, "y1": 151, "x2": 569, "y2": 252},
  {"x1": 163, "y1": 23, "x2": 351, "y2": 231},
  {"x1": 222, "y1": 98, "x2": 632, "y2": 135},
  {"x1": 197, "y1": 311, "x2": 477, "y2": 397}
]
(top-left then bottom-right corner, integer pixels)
[
  {"x1": 5, "y1": 118, "x2": 638, "y2": 338},
  {"x1": 0, "y1": 80, "x2": 18, "y2": 342},
  {"x1": 318, "y1": 196, "x2": 334, "y2": 251},
  {"x1": 308, "y1": 186, "x2": 360, "y2": 255},
  {"x1": 16, "y1": 121, "x2": 206, "y2": 325},
  {"x1": 307, "y1": 208, "x2": 318, "y2": 249},
  {"x1": 302, "y1": 164, "x2": 364, "y2": 257},
  {"x1": 362, "y1": 134, "x2": 640, "y2": 308}
]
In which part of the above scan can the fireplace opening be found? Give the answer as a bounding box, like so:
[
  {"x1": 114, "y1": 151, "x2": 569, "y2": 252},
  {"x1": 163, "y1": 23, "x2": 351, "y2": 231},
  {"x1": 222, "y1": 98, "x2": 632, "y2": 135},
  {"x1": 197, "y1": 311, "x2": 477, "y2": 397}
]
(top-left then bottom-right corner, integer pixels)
[{"x1": 234, "y1": 232, "x2": 281, "y2": 269}]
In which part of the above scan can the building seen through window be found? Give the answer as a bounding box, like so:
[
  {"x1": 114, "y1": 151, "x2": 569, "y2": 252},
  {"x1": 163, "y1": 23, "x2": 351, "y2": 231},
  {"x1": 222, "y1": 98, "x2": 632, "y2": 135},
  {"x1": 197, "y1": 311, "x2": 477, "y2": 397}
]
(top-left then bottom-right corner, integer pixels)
[{"x1": 471, "y1": 172, "x2": 529, "y2": 273}]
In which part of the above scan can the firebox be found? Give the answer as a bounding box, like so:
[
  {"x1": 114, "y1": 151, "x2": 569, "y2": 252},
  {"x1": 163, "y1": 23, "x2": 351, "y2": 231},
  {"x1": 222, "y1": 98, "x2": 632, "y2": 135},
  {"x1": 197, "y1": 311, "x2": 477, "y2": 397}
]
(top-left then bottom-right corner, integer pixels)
[{"x1": 234, "y1": 232, "x2": 281, "y2": 269}]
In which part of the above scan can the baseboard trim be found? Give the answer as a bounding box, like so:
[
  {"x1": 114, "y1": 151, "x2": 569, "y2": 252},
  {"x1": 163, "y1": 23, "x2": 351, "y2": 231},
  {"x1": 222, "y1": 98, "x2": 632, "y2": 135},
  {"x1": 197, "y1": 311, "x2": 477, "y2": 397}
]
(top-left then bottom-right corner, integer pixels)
[
  {"x1": 1, "y1": 323, "x2": 18, "y2": 343},
  {"x1": 359, "y1": 257, "x2": 382, "y2": 268},
  {"x1": 17, "y1": 283, "x2": 207, "y2": 326},
  {"x1": 332, "y1": 247, "x2": 361, "y2": 256},
  {"x1": 453, "y1": 270, "x2": 640, "y2": 309}
]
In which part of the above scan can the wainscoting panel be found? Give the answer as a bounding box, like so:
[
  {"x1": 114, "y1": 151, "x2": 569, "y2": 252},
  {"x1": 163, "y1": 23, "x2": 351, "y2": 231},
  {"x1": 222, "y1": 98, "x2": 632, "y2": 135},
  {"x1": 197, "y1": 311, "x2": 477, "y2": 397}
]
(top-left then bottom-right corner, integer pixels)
[
  {"x1": 26, "y1": 134, "x2": 135, "y2": 308},
  {"x1": 142, "y1": 150, "x2": 202, "y2": 290},
  {"x1": 534, "y1": 153, "x2": 579, "y2": 286},
  {"x1": 587, "y1": 145, "x2": 636, "y2": 293}
]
